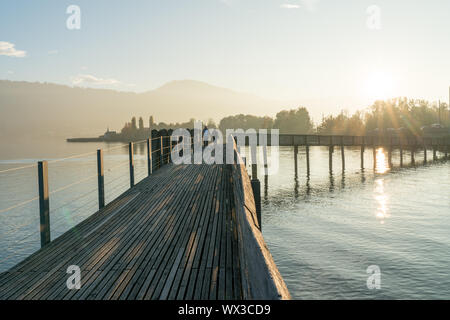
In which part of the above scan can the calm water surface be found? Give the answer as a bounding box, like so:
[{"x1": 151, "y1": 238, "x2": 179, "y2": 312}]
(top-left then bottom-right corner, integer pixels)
[
  {"x1": 1, "y1": 139, "x2": 449, "y2": 299},
  {"x1": 251, "y1": 146, "x2": 450, "y2": 299}
]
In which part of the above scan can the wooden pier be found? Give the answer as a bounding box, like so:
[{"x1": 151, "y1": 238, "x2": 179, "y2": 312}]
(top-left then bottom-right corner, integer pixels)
[
  {"x1": 1, "y1": 130, "x2": 449, "y2": 300},
  {"x1": 275, "y1": 134, "x2": 450, "y2": 172},
  {"x1": 0, "y1": 144, "x2": 290, "y2": 300}
]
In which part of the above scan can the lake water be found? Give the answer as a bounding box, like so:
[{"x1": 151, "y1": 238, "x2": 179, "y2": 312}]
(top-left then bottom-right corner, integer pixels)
[{"x1": 0, "y1": 139, "x2": 449, "y2": 299}]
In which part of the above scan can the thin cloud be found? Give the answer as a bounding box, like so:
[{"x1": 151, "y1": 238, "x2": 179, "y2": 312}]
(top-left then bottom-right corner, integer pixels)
[
  {"x1": 281, "y1": 1, "x2": 319, "y2": 12},
  {"x1": 48, "y1": 50, "x2": 59, "y2": 55},
  {"x1": 0, "y1": 41, "x2": 26, "y2": 57},
  {"x1": 281, "y1": 4, "x2": 300, "y2": 9},
  {"x1": 72, "y1": 74, "x2": 121, "y2": 86},
  {"x1": 301, "y1": 0, "x2": 319, "y2": 12}
]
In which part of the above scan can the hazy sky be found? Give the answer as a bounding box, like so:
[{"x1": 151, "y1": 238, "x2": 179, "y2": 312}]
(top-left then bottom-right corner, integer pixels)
[{"x1": 1, "y1": 0, "x2": 449, "y2": 115}]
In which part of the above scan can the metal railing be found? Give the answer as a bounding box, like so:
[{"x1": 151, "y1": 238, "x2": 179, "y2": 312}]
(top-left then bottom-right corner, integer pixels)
[{"x1": 0, "y1": 135, "x2": 178, "y2": 269}]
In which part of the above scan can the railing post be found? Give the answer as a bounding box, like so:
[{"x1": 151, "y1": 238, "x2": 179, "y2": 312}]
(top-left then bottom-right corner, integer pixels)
[
  {"x1": 169, "y1": 138, "x2": 173, "y2": 163},
  {"x1": 129, "y1": 142, "x2": 134, "y2": 188},
  {"x1": 160, "y1": 136, "x2": 164, "y2": 168},
  {"x1": 38, "y1": 161, "x2": 50, "y2": 247},
  {"x1": 147, "y1": 138, "x2": 152, "y2": 175},
  {"x1": 97, "y1": 150, "x2": 105, "y2": 209}
]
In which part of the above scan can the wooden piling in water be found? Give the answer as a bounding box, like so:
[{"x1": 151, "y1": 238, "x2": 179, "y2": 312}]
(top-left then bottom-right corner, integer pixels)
[
  {"x1": 433, "y1": 147, "x2": 437, "y2": 161},
  {"x1": 424, "y1": 144, "x2": 427, "y2": 164},
  {"x1": 294, "y1": 145, "x2": 298, "y2": 176},
  {"x1": 129, "y1": 142, "x2": 134, "y2": 188},
  {"x1": 360, "y1": 139, "x2": 365, "y2": 170},
  {"x1": 373, "y1": 146, "x2": 377, "y2": 169},
  {"x1": 340, "y1": 138, "x2": 345, "y2": 172},
  {"x1": 411, "y1": 148, "x2": 415, "y2": 166},
  {"x1": 252, "y1": 164, "x2": 258, "y2": 180},
  {"x1": 329, "y1": 145, "x2": 333, "y2": 173},
  {"x1": 263, "y1": 144, "x2": 268, "y2": 176},
  {"x1": 38, "y1": 161, "x2": 50, "y2": 248},
  {"x1": 306, "y1": 144, "x2": 310, "y2": 176},
  {"x1": 400, "y1": 147, "x2": 403, "y2": 167},
  {"x1": 97, "y1": 150, "x2": 105, "y2": 209},
  {"x1": 388, "y1": 139, "x2": 392, "y2": 168},
  {"x1": 251, "y1": 179, "x2": 262, "y2": 231}
]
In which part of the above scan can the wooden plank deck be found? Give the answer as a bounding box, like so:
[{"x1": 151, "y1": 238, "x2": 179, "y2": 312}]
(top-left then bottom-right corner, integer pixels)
[{"x1": 0, "y1": 163, "x2": 244, "y2": 300}]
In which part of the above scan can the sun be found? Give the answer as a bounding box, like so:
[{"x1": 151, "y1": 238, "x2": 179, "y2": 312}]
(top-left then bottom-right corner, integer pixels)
[{"x1": 364, "y1": 71, "x2": 395, "y2": 101}]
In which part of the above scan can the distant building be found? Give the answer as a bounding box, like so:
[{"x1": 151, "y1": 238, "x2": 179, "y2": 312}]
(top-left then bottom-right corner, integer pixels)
[{"x1": 101, "y1": 127, "x2": 118, "y2": 141}]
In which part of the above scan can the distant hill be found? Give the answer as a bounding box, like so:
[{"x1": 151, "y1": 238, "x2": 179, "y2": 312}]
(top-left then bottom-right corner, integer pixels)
[{"x1": 0, "y1": 80, "x2": 280, "y2": 140}]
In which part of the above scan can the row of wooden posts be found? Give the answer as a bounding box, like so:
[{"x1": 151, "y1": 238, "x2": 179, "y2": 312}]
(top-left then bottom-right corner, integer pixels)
[
  {"x1": 291, "y1": 144, "x2": 448, "y2": 176},
  {"x1": 37, "y1": 136, "x2": 173, "y2": 248}
]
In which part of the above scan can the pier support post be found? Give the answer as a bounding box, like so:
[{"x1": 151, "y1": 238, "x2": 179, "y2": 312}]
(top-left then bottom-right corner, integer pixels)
[
  {"x1": 147, "y1": 138, "x2": 152, "y2": 175},
  {"x1": 388, "y1": 139, "x2": 393, "y2": 168},
  {"x1": 38, "y1": 161, "x2": 50, "y2": 248},
  {"x1": 294, "y1": 145, "x2": 298, "y2": 176},
  {"x1": 424, "y1": 145, "x2": 427, "y2": 164},
  {"x1": 250, "y1": 141, "x2": 258, "y2": 180},
  {"x1": 263, "y1": 144, "x2": 268, "y2": 177},
  {"x1": 251, "y1": 178, "x2": 262, "y2": 231},
  {"x1": 160, "y1": 136, "x2": 164, "y2": 168},
  {"x1": 340, "y1": 142, "x2": 345, "y2": 172},
  {"x1": 129, "y1": 142, "x2": 134, "y2": 188},
  {"x1": 306, "y1": 144, "x2": 310, "y2": 176},
  {"x1": 400, "y1": 147, "x2": 403, "y2": 167},
  {"x1": 445, "y1": 146, "x2": 448, "y2": 159},
  {"x1": 433, "y1": 147, "x2": 437, "y2": 161},
  {"x1": 329, "y1": 145, "x2": 333, "y2": 173},
  {"x1": 97, "y1": 150, "x2": 105, "y2": 209},
  {"x1": 373, "y1": 146, "x2": 377, "y2": 169},
  {"x1": 411, "y1": 148, "x2": 415, "y2": 166},
  {"x1": 360, "y1": 145, "x2": 365, "y2": 170},
  {"x1": 252, "y1": 164, "x2": 258, "y2": 180}
]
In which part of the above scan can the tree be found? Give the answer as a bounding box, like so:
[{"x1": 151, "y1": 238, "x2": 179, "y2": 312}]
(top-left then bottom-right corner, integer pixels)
[
  {"x1": 131, "y1": 117, "x2": 137, "y2": 130},
  {"x1": 138, "y1": 117, "x2": 144, "y2": 130},
  {"x1": 273, "y1": 107, "x2": 313, "y2": 134}
]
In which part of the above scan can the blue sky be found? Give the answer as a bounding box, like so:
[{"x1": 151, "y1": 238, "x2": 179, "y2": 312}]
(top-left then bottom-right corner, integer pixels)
[{"x1": 1, "y1": 0, "x2": 449, "y2": 114}]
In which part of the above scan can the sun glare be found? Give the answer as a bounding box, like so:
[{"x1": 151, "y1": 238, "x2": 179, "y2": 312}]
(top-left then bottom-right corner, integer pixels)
[{"x1": 364, "y1": 71, "x2": 395, "y2": 101}]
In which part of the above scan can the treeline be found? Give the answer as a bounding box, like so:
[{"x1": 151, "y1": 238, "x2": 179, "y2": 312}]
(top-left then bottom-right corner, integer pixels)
[{"x1": 120, "y1": 97, "x2": 449, "y2": 140}]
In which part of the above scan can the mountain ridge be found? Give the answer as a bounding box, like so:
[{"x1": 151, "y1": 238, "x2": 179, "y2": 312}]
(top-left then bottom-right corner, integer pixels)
[{"x1": 0, "y1": 79, "x2": 281, "y2": 140}]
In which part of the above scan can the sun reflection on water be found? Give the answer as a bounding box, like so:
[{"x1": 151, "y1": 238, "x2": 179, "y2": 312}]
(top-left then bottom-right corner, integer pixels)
[
  {"x1": 375, "y1": 148, "x2": 390, "y2": 174},
  {"x1": 374, "y1": 178, "x2": 390, "y2": 224}
]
